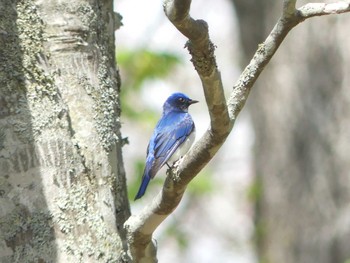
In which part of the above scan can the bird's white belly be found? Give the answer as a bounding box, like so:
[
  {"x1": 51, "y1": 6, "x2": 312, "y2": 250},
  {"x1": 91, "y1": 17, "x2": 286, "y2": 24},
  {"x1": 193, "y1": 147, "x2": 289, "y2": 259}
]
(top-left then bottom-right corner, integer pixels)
[{"x1": 168, "y1": 130, "x2": 196, "y2": 164}]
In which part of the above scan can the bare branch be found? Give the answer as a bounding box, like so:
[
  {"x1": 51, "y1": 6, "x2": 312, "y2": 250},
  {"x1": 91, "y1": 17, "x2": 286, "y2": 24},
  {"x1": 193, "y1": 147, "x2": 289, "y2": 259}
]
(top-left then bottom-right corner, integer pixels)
[
  {"x1": 297, "y1": 1, "x2": 350, "y2": 18},
  {"x1": 227, "y1": 0, "x2": 350, "y2": 119},
  {"x1": 163, "y1": 0, "x2": 230, "y2": 130},
  {"x1": 163, "y1": 0, "x2": 207, "y2": 46},
  {"x1": 228, "y1": 2, "x2": 299, "y2": 120},
  {"x1": 124, "y1": 0, "x2": 350, "y2": 261}
]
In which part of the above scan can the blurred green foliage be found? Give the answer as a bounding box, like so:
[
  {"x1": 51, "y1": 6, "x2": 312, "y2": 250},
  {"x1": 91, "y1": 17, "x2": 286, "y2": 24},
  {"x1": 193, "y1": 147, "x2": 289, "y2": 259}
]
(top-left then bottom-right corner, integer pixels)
[
  {"x1": 165, "y1": 222, "x2": 189, "y2": 250},
  {"x1": 117, "y1": 49, "x2": 181, "y2": 90},
  {"x1": 116, "y1": 49, "x2": 181, "y2": 120},
  {"x1": 126, "y1": 158, "x2": 145, "y2": 200},
  {"x1": 187, "y1": 169, "x2": 215, "y2": 196},
  {"x1": 247, "y1": 176, "x2": 263, "y2": 203}
]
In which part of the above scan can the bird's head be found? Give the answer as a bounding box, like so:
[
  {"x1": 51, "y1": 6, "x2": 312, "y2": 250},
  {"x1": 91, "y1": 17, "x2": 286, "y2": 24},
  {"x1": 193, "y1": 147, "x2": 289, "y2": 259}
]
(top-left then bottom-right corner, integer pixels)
[{"x1": 163, "y1": 92, "x2": 198, "y2": 113}]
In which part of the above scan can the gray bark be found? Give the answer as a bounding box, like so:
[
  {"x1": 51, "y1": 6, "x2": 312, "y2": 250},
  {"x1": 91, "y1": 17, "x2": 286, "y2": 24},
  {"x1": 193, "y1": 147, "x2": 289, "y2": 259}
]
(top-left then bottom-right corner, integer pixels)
[
  {"x1": 0, "y1": 0, "x2": 129, "y2": 262},
  {"x1": 234, "y1": 1, "x2": 350, "y2": 262}
]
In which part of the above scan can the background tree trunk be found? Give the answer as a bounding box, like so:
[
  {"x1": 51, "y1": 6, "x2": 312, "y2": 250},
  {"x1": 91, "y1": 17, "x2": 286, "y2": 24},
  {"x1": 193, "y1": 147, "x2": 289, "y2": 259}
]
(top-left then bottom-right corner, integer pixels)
[
  {"x1": 234, "y1": 1, "x2": 350, "y2": 262},
  {"x1": 0, "y1": 0, "x2": 129, "y2": 262}
]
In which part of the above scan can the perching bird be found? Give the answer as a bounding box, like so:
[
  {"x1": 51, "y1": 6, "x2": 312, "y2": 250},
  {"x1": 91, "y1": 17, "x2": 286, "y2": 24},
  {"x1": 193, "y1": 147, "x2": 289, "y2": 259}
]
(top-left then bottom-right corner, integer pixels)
[{"x1": 134, "y1": 92, "x2": 198, "y2": 200}]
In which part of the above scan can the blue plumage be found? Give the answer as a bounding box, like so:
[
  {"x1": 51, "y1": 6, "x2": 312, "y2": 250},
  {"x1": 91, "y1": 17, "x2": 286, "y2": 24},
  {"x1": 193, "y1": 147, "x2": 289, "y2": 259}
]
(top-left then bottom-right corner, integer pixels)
[{"x1": 134, "y1": 92, "x2": 198, "y2": 200}]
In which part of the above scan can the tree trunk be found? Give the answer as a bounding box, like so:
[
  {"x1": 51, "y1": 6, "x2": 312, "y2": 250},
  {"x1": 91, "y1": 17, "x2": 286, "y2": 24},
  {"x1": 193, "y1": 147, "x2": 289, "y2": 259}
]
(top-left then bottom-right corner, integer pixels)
[
  {"x1": 234, "y1": 1, "x2": 350, "y2": 262},
  {"x1": 0, "y1": 0, "x2": 130, "y2": 262}
]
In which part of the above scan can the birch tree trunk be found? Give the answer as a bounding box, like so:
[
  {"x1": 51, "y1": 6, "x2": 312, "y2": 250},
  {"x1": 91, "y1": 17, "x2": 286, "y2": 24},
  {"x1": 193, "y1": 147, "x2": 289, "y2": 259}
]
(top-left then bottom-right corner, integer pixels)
[
  {"x1": 234, "y1": 1, "x2": 350, "y2": 262},
  {"x1": 0, "y1": 0, "x2": 130, "y2": 262}
]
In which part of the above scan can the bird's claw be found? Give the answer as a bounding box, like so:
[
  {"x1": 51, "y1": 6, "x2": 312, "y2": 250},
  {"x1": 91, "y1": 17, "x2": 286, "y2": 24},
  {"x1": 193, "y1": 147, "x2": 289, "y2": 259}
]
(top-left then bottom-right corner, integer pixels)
[{"x1": 168, "y1": 157, "x2": 184, "y2": 182}]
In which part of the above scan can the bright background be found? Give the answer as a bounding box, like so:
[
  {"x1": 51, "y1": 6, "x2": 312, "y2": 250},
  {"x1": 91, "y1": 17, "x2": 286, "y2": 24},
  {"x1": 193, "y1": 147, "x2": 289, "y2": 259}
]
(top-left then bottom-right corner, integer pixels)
[{"x1": 114, "y1": 0, "x2": 257, "y2": 262}]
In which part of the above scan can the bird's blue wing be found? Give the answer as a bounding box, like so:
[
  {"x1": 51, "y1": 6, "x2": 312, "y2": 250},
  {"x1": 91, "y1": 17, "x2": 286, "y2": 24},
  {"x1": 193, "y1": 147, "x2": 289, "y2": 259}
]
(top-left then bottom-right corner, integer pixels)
[
  {"x1": 134, "y1": 113, "x2": 194, "y2": 200},
  {"x1": 152, "y1": 112, "x2": 195, "y2": 172}
]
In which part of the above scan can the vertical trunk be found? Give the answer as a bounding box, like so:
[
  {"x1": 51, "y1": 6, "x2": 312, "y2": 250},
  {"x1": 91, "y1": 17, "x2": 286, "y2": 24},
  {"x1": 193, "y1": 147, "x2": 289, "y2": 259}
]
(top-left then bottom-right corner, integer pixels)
[
  {"x1": 0, "y1": 0, "x2": 130, "y2": 262},
  {"x1": 234, "y1": 1, "x2": 350, "y2": 263}
]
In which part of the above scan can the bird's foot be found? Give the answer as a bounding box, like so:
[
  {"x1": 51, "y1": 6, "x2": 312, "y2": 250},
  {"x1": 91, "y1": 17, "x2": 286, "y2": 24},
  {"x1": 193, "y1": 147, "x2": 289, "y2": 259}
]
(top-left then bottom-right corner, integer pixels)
[
  {"x1": 169, "y1": 157, "x2": 184, "y2": 182},
  {"x1": 173, "y1": 156, "x2": 184, "y2": 168}
]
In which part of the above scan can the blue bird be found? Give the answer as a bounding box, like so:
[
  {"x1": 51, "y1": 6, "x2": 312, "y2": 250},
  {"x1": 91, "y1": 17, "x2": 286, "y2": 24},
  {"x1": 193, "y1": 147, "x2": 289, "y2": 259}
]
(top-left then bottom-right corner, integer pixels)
[{"x1": 134, "y1": 92, "x2": 198, "y2": 200}]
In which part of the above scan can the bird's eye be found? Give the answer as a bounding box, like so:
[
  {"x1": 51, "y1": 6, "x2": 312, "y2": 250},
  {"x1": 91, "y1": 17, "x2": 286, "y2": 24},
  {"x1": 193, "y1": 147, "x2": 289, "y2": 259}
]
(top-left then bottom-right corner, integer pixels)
[{"x1": 178, "y1": 97, "x2": 184, "y2": 102}]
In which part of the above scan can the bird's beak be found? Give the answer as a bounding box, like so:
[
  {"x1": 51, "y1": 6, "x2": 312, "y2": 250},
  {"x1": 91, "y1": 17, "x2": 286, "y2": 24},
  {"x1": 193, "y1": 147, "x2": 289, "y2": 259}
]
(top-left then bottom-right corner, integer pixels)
[{"x1": 189, "y1": 99, "x2": 199, "y2": 105}]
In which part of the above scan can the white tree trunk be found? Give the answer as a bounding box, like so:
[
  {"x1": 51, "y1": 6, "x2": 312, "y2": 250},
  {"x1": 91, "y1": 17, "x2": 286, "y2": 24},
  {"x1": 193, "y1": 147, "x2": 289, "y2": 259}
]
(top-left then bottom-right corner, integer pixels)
[{"x1": 0, "y1": 0, "x2": 129, "y2": 262}]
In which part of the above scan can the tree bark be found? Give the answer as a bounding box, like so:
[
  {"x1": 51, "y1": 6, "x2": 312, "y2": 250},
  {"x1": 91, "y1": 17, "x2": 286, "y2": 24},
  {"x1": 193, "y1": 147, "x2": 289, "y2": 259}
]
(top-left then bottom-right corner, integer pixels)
[
  {"x1": 234, "y1": 1, "x2": 350, "y2": 262},
  {"x1": 0, "y1": 0, "x2": 129, "y2": 262}
]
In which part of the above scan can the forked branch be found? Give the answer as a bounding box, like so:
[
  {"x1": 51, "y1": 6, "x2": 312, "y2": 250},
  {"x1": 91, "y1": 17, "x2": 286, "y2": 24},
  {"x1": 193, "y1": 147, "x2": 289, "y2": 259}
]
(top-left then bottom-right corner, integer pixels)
[{"x1": 124, "y1": 1, "x2": 350, "y2": 262}]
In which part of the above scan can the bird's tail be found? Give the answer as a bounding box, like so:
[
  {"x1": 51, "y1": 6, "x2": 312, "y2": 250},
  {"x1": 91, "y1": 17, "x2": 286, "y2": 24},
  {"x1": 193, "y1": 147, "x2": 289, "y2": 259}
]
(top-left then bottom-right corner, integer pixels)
[
  {"x1": 134, "y1": 174, "x2": 151, "y2": 200},
  {"x1": 135, "y1": 155, "x2": 158, "y2": 200}
]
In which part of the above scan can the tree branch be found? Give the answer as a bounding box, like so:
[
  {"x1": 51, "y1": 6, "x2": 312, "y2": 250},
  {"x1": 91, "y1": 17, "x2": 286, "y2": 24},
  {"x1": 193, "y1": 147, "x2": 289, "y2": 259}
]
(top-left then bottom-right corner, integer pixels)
[
  {"x1": 297, "y1": 1, "x2": 350, "y2": 19},
  {"x1": 124, "y1": 0, "x2": 350, "y2": 261}
]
